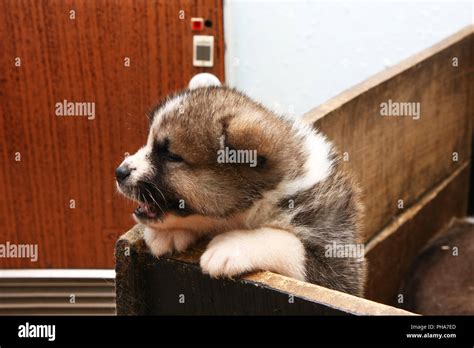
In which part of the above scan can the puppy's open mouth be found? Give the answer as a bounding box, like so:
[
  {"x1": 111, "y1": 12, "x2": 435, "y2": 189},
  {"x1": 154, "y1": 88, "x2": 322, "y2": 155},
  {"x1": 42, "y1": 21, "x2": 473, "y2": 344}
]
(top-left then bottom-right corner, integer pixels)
[
  {"x1": 117, "y1": 183, "x2": 192, "y2": 221},
  {"x1": 116, "y1": 182, "x2": 167, "y2": 221},
  {"x1": 134, "y1": 202, "x2": 161, "y2": 220}
]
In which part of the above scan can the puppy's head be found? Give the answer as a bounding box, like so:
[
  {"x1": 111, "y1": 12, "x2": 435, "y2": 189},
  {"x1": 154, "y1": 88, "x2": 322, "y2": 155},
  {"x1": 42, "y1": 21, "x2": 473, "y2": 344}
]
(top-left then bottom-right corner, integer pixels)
[{"x1": 116, "y1": 87, "x2": 300, "y2": 226}]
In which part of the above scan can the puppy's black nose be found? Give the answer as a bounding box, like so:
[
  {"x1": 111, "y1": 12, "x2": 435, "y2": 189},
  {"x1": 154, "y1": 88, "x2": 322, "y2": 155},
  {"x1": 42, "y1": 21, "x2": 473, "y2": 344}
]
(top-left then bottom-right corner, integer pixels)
[{"x1": 115, "y1": 165, "x2": 132, "y2": 183}]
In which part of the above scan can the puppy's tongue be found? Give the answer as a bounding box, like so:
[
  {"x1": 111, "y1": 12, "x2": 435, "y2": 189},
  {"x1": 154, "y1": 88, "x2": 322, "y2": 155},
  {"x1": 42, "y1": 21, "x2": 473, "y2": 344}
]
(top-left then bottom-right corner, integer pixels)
[{"x1": 137, "y1": 203, "x2": 157, "y2": 218}]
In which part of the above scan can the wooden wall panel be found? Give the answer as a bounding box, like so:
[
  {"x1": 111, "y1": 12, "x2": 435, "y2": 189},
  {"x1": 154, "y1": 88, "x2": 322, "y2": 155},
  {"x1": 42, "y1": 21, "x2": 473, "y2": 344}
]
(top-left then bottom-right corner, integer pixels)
[
  {"x1": 304, "y1": 26, "x2": 473, "y2": 243},
  {"x1": 0, "y1": 0, "x2": 224, "y2": 268}
]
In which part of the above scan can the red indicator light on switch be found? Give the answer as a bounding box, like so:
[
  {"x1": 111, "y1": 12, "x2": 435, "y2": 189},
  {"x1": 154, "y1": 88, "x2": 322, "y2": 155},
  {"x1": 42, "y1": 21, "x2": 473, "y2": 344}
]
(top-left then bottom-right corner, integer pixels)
[{"x1": 191, "y1": 17, "x2": 204, "y2": 31}]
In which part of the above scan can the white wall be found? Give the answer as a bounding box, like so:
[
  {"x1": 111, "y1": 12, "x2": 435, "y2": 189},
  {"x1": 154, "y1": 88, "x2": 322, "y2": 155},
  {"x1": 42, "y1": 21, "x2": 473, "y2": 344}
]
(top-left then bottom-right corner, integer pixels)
[{"x1": 224, "y1": 0, "x2": 473, "y2": 117}]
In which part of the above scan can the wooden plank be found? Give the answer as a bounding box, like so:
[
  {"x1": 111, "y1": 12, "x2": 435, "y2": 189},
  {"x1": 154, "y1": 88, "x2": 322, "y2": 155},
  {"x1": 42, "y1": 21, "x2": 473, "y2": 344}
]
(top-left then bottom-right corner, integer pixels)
[
  {"x1": 115, "y1": 228, "x2": 151, "y2": 315},
  {"x1": 364, "y1": 163, "x2": 470, "y2": 305},
  {"x1": 242, "y1": 272, "x2": 413, "y2": 315},
  {"x1": 115, "y1": 226, "x2": 414, "y2": 315},
  {"x1": 303, "y1": 26, "x2": 473, "y2": 242},
  {"x1": 0, "y1": 0, "x2": 225, "y2": 268}
]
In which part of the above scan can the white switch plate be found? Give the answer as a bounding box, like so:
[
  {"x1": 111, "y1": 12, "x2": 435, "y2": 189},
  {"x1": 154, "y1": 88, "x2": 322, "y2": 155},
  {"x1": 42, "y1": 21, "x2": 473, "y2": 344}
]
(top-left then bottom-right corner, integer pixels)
[{"x1": 193, "y1": 35, "x2": 214, "y2": 67}]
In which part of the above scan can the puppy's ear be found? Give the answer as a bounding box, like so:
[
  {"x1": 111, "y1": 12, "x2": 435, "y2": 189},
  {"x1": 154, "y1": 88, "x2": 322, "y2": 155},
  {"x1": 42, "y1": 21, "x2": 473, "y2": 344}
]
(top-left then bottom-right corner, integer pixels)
[{"x1": 219, "y1": 115, "x2": 268, "y2": 168}]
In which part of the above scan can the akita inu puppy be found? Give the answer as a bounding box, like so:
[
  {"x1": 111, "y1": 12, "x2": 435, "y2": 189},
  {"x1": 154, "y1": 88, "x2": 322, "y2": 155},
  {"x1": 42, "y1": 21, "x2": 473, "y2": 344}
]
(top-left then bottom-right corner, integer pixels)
[{"x1": 116, "y1": 86, "x2": 366, "y2": 296}]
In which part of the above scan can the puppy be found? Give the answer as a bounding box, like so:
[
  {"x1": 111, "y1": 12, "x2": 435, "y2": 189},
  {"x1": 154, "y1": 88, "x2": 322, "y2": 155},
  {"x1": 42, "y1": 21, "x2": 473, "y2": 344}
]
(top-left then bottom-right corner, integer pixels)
[{"x1": 116, "y1": 86, "x2": 366, "y2": 296}]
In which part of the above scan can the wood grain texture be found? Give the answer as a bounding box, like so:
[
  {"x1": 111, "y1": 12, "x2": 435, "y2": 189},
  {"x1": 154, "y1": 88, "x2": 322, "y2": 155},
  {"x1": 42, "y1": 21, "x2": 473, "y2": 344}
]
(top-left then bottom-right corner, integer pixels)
[
  {"x1": 0, "y1": 0, "x2": 225, "y2": 268},
  {"x1": 115, "y1": 225, "x2": 414, "y2": 315},
  {"x1": 304, "y1": 26, "x2": 473, "y2": 242},
  {"x1": 365, "y1": 163, "x2": 470, "y2": 305}
]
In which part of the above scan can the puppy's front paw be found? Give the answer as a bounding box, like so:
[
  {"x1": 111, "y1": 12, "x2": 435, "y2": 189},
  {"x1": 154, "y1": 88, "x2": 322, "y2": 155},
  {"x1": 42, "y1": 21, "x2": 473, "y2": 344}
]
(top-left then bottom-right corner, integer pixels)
[
  {"x1": 199, "y1": 228, "x2": 307, "y2": 281},
  {"x1": 144, "y1": 227, "x2": 197, "y2": 257},
  {"x1": 200, "y1": 232, "x2": 253, "y2": 278}
]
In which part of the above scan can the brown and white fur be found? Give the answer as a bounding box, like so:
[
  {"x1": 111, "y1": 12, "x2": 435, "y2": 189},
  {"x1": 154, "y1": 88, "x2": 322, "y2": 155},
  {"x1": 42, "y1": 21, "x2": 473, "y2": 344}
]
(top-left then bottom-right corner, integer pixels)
[{"x1": 116, "y1": 86, "x2": 366, "y2": 296}]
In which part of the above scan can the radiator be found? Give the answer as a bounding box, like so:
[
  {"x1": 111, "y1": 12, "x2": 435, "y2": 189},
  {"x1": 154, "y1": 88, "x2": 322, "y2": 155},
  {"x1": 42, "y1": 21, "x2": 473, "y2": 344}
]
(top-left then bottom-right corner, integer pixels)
[{"x1": 0, "y1": 270, "x2": 116, "y2": 316}]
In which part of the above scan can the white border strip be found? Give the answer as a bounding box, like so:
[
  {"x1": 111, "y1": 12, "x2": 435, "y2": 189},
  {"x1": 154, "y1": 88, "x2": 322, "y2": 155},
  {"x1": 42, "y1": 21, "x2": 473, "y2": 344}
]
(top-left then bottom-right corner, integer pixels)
[{"x1": 0, "y1": 269, "x2": 115, "y2": 279}]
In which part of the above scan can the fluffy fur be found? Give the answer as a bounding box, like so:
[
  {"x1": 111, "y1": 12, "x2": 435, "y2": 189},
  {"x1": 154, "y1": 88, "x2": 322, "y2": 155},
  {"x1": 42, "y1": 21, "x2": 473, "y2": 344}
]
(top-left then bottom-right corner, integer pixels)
[{"x1": 116, "y1": 86, "x2": 366, "y2": 296}]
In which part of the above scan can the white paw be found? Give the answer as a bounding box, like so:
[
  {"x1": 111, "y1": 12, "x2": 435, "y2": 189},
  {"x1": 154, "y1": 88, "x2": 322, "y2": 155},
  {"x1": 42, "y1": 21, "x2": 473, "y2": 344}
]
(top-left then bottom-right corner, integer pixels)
[
  {"x1": 199, "y1": 228, "x2": 307, "y2": 281},
  {"x1": 200, "y1": 233, "x2": 254, "y2": 278},
  {"x1": 144, "y1": 227, "x2": 197, "y2": 257}
]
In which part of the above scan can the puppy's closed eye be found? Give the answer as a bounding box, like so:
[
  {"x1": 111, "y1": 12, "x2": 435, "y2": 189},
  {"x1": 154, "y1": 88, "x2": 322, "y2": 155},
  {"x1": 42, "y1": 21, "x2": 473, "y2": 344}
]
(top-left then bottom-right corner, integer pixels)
[
  {"x1": 166, "y1": 152, "x2": 184, "y2": 162},
  {"x1": 153, "y1": 139, "x2": 184, "y2": 163}
]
